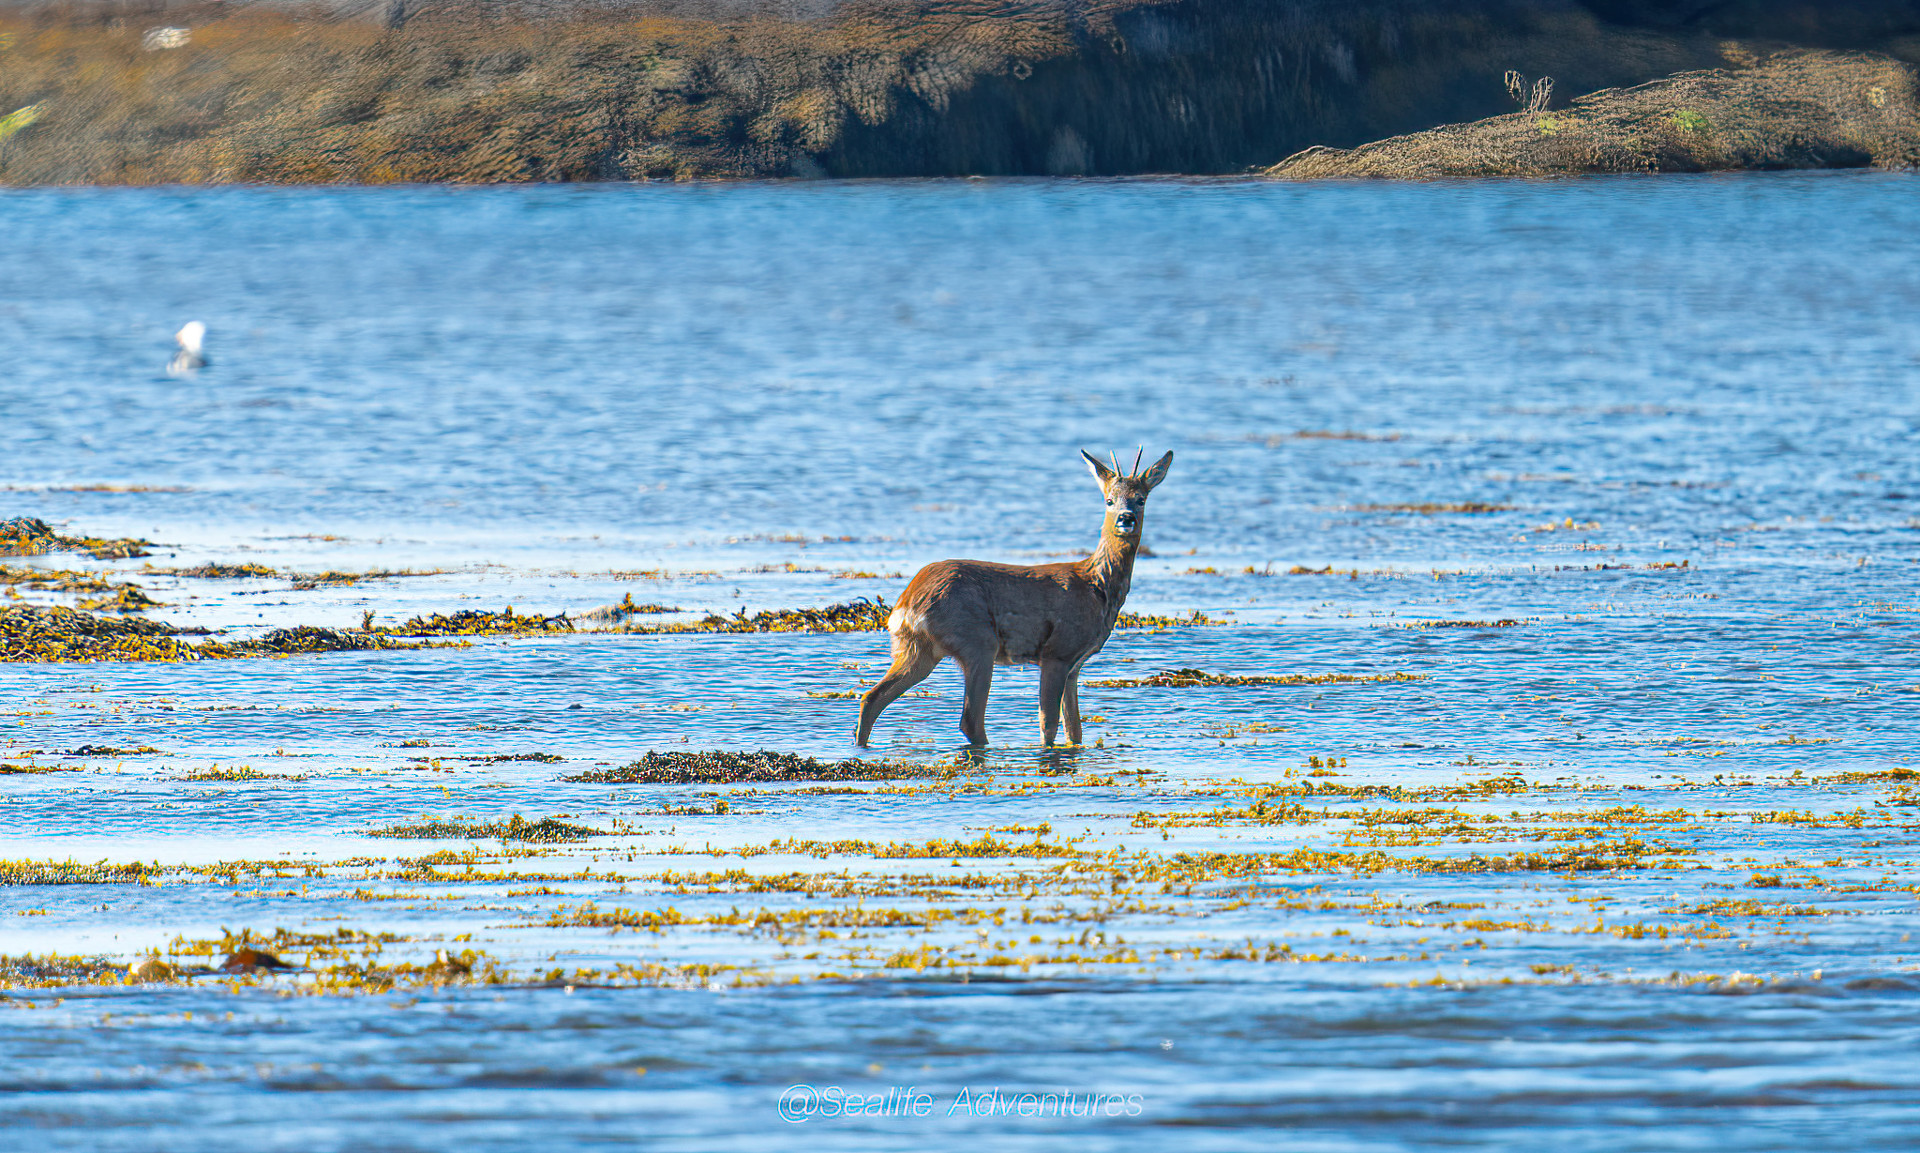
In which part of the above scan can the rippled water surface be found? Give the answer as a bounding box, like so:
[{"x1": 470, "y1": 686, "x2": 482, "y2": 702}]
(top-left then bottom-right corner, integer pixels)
[{"x1": 4, "y1": 173, "x2": 1920, "y2": 1151}]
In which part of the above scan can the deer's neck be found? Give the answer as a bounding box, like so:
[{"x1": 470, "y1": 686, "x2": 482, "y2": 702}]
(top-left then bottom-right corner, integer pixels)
[{"x1": 1082, "y1": 534, "x2": 1139, "y2": 616}]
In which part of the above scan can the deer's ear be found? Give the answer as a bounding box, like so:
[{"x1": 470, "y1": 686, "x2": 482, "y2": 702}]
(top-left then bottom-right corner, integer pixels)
[
  {"x1": 1081, "y1": 449, "x2": 1115, "y2": 486},
  {"x1": 1140, "y1": 450, "x2": 1174, "y2": 491}
]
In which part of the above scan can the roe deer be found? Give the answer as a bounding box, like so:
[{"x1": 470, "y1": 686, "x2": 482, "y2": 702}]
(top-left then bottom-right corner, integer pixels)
[{"x1": 854, "y1": 448, "x2": 1174, "y2": 748}]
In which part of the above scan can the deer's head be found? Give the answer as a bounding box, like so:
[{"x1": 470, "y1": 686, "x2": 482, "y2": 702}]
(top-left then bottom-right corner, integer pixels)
[{"x1": 1081, "y1": 448, "x2": 1174, "y2": 543}]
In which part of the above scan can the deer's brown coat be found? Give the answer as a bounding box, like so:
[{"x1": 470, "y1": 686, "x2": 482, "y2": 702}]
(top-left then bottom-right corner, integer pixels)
[{"x1": 854, "y1": 449, "x2": 1173, "y2": 747}]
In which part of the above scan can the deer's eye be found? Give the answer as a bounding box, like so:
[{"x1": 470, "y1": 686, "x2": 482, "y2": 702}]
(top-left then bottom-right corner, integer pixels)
[{"x1": 1106, "y1": 499, "x2": 1113, "y2": 505}]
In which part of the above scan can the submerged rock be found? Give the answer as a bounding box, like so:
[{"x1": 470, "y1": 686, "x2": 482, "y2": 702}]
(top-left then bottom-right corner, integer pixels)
[
  {"x1": 220, "y1": 948, "x2": 295, "y2": 974},
  {"x1": 1268, "y1": 51, "x2": 1920, "y2": 178},
  {"x1": 127, "y1": 956, "x2": 176, "y2": 982}
]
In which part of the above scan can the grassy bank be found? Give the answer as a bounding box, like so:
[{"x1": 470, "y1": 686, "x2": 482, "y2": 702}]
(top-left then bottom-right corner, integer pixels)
[
  {"x1": 0, "y1": 0, "x2": 1917, "y2": 180},
  {"x1": 1267, "y1": 49, "x2": 1920, "y2": 176}
]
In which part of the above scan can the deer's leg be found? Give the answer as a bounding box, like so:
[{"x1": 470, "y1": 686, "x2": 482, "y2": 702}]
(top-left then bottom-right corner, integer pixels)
[
  {"x1": 1063, "y1": 673, "x2": 1083, "y2": 746},
  {"x1": 854, "y1": 640, "x2": 941, "y2": 747},
  {"x1": 1037, "y1": 659, "x2": 1072, "y2": 747},
  {"x1": 955, "y1": 653, "x2": 995, "y2": 746}
]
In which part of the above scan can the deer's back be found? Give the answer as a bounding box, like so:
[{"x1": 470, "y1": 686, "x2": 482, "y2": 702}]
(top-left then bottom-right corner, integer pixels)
[{"x1": 891, "y1": 558, "x2": 1115, "y2": 665}]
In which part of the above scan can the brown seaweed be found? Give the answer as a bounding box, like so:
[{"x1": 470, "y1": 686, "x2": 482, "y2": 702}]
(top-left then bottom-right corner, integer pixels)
[
  {"x1": 0, "y1": 517, "x2": 151, "y2": 559},
  {"x1": 377, "y1": 607, "x2": 574, "y2": 636},
  {"x1": 564, "y1": 749, "x2": 935, "y2": 784},
  {"x1": 1086, "y1": 667, "x2": 1425, "y2": 688},
  {"x1": 367, "y1": 814, "x2": 606, "y2": 842}
]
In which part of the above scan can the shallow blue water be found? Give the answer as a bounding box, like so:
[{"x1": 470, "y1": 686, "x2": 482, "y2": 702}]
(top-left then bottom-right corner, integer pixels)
[{"x1": 3, "y1": 173, "x2": 1920, "y2": 1150}]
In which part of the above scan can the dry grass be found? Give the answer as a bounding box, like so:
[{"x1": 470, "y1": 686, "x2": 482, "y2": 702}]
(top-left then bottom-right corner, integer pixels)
[
  {"x1": 0, "y1": 0, "x2": 1079, "y2": 181},
  {"x1": 7, "y1": 2, "x2": 1899, "y2": 181}
]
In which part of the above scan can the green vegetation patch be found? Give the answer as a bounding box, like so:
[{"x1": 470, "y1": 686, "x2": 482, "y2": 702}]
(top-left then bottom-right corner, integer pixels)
[
  {"x1": 566, "y1": 749, "x2": 934, "y2": 784},
  {"x1": 1670, "y1": 108, "x2": 1711, "y2": 133}
]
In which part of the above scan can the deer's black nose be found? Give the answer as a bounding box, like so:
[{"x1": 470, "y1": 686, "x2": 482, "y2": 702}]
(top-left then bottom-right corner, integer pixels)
[{"x1": 1115, "y1": 510, "x2": 1138, "y2": 532}]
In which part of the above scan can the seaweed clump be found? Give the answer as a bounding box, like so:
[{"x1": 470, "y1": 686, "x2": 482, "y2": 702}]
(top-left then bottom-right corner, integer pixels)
[
  {"x1": 579, "y1": 592, "x2": 682, "y2": 623},
  {"x1": 77, "y1": 587, "x2": 164, "y2": 613},
  {"x1": 565, "y1": 749, "x2": 933, "y2": 784},
  {"x1": 290, "y1": 569, "x2": 425, "y2": 589},
  {"x1": 1347, "y1": 502, "x2": 1518, "y2": 515},
  {"x1": 632, "y1": 599, "x2": 890, "y2": 635},
  {"x1": 245, "y1": 626, "x2": 383, "y2": 654},
  {"x1": 1087, "y1": 668, "x2": 1426, "y2": 688},
  {"x1": 1115, "y1": 610, "x2": 1221, "y2": 629},
  {"x1": 0, "y1": 517, "x2": 151, "y2": 559},
  {"x1": 0, "y1": 859, "x2": 157, "y2": 884},
  {"x1": 0, "y1": 564, "x2": 119, "y2": 594},
  {"x1": 1, "y1": 604, "x2": 416, "y2": 662},
  {"x1": 378, "y1": 607, "x2": 574, "y2": 636},
  {"x1": 0, "y1": 954, "x2": 127, "y2": 987},
  {"x1": 0, "y1": 604, "x2": 205, "y2": 662},
  {"x1": 172, "y1": 563, "x2": 280, "y2": 579},
  {"x1": 368, "y1": 814, "x2": 605, "y2": 842}
]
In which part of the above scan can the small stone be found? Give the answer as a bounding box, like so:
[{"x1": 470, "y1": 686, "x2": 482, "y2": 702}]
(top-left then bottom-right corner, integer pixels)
[
  {"x1": 128, "y1": 956, "x2": 175, "y2": 982},
  {"x1": 220, "y1": 948, "x2": 294, "y2": 974}
]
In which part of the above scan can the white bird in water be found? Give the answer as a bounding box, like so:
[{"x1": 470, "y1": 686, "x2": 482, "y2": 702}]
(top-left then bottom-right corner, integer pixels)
[{"x1": 167, "y1": 321, "x2": 208, "y2": 375}]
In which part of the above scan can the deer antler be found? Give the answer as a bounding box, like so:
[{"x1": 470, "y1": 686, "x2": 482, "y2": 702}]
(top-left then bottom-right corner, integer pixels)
[
  {"x1": 1131, "y1": 447, "x2": 1143, "y2": 476},
  {"x1": 1109, "y1": 450, "x2": 1121, "y2": 475}
]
